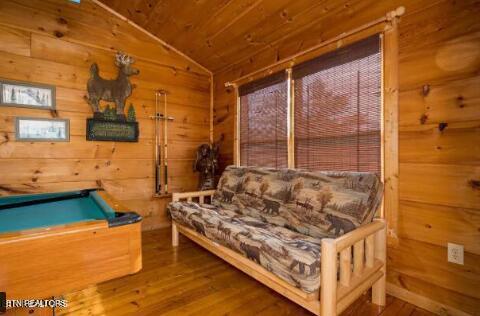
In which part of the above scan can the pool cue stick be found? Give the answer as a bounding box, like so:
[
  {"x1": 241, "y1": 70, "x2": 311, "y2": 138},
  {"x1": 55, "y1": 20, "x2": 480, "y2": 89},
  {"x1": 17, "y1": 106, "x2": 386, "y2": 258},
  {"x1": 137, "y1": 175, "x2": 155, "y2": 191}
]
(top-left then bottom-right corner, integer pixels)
[
  {"x1": 150, "y1": 90, "x2": 174, "y2": 196},
  {"x1": 154, "y1": 91, "x2": 161, "y2": 195},
  {"x1": 163, "y1": 91, "x2": 169, "y2": 194},
  {"x1": 152, "y1": 90, "x2": 174, "y2": 195}
]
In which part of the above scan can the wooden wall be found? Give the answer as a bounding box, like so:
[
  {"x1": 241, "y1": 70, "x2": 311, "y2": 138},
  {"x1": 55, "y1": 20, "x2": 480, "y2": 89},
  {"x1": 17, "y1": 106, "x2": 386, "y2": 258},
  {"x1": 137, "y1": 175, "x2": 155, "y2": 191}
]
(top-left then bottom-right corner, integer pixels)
[
  {"x1": 213, "y1": 0, "x2": 480, "y2": 315},
  {"x1": 0, "y1": 0, "x2": 211, "y2": 230}
]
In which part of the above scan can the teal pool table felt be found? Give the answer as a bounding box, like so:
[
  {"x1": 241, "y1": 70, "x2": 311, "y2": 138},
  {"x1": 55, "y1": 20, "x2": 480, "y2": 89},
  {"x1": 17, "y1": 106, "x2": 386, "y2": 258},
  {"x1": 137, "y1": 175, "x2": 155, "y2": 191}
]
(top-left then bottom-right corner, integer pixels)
[{"x1": 0, "y1": 190, "x2": 116, "y2": 234}]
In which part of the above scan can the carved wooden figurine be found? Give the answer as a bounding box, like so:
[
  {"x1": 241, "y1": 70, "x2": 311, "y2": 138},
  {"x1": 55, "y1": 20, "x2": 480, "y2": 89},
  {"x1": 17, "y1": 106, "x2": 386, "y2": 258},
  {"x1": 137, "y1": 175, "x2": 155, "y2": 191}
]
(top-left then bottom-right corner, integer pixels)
[{"x1": 193, "y1": 143, "x2": 220, "y2": 190}]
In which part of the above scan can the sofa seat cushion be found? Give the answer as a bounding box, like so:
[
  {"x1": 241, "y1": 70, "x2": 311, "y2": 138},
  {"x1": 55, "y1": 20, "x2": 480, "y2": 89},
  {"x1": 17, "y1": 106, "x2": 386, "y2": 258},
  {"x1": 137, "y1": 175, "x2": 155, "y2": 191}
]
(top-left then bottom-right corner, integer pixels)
[{"x1": 168, "y1": 201, "x2": 327, "y2": 293}]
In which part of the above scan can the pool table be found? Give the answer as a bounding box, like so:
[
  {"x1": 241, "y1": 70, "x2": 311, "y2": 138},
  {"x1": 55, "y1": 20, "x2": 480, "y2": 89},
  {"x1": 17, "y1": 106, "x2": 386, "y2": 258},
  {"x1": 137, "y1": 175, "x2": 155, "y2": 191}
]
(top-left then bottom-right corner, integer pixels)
[{"x1": 0, "y1": 189, "x2": 142, "y2": 300}]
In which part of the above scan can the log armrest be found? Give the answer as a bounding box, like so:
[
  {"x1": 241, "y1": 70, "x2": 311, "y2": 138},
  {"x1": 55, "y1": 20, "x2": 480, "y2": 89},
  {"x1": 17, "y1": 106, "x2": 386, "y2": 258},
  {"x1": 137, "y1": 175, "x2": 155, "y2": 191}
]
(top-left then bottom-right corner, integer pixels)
[
  {"x1": 321, "y1": 219, "x2": 386, "y2": 315},
  {"x1": 172, "y1": 190, "x2": 216, "y2": 202},
  {"x1": 333, "y1": 219, "x2": 385, "y2": 252},
  {"x1": 171, "y1": 190, "x2": 216, "y2": 247}
]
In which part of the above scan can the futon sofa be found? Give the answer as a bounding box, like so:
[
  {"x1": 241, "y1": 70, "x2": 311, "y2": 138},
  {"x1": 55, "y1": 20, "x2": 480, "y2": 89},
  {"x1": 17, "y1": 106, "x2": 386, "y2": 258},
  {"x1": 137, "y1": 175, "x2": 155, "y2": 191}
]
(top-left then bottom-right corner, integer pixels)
[{"x1": 168, "y1": 166, "x2": 386, "y2": 315}]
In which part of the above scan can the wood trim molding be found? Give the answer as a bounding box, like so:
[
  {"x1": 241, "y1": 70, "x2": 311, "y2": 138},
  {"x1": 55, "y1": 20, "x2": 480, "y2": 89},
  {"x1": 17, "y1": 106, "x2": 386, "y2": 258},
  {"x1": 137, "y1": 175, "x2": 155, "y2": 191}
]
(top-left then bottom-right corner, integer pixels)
[
  {"x1": 287, "y1": 68, "x2": 295, "y2": 168},
  {"x1": 383, "y1": 16, "x2": 400, "y2": 244},
  {"x1": 234, "y1": 86, "x2": 241, "y2": 166},
  {"x1": 387, "y1": 283, "x2": 472, "y2": 316},
  {"x1": 210, "y1": 74, "x2": 214, "y2": 143}
]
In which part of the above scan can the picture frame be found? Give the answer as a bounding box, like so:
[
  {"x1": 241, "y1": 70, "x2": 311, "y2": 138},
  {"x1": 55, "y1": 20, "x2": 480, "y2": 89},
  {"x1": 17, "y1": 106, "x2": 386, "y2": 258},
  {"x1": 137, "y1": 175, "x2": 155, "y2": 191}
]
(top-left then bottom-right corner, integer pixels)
[
  {"x1": 0, "y1": 79, "x2": 56, "y2": 110},
  {"x1": 15, "y1": 117, "x2": 70, "y2": 142}
]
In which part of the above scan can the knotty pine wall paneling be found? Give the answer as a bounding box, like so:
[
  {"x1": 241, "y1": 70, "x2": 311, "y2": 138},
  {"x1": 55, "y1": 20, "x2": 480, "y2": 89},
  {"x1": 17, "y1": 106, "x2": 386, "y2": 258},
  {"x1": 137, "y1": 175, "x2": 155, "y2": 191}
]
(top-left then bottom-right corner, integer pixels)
[
  {"x1": 212, "y1": 0, "x2": 480, "y2": 315},
  {"x1": 0, "y1": 0, "x2": 211, "y2": 230}
]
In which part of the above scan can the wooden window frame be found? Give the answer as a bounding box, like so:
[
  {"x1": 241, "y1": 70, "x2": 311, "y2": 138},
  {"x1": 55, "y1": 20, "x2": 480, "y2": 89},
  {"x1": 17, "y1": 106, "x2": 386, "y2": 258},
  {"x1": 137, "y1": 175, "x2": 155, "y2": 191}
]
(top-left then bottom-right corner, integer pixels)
[{"x1": 231, "y1": 11, "x2": 401, "y2": 243}]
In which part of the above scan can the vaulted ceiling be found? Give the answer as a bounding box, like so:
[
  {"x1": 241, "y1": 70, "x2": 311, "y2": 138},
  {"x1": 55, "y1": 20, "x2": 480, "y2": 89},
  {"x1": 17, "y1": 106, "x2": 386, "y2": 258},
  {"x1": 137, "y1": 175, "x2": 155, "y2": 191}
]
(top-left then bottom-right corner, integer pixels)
[
  {"x1": 99, "y1": 0, "x2": 375, "y2": 73},
  {"x1": 96, "y1": 0, "x2": 348, "y2": 72}
]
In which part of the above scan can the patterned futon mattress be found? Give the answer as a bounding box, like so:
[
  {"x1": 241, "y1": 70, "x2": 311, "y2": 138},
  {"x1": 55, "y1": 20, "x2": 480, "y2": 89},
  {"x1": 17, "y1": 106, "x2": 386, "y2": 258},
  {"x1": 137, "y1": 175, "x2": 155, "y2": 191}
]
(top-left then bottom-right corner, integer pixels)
[{"x1": 168, "y1": 201, "x2": 327, "y2": 293}]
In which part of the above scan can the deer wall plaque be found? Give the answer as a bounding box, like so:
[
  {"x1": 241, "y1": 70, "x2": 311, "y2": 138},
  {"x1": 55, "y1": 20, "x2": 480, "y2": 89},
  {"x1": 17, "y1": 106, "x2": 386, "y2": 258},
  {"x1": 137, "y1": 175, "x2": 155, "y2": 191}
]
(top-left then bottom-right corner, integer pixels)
[{"x1": 85, "y1": 52, "x2": 140, "y2": 142}]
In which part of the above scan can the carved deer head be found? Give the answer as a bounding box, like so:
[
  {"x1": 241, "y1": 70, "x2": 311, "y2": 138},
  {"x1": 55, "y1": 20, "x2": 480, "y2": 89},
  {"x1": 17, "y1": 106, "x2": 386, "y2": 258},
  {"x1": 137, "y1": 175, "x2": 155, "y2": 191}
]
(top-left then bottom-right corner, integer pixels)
[{"x1": 115, "y1": 52, "x2": 139, "y2": 76}]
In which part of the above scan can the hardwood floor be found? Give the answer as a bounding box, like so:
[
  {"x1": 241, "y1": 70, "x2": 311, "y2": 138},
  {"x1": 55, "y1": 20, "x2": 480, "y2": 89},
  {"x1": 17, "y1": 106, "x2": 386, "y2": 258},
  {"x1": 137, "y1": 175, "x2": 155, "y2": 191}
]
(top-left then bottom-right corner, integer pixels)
[{"x1": 55, "y1": 228, "x2": 435, "y2": 316}]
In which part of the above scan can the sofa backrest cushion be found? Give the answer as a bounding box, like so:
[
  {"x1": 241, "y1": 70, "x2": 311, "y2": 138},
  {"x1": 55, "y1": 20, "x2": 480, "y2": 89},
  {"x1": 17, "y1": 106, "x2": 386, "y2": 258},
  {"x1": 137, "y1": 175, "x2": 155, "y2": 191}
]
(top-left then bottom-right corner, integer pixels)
[{"x1": 212, "y1": 166, "x2": 383, "y2": 239}]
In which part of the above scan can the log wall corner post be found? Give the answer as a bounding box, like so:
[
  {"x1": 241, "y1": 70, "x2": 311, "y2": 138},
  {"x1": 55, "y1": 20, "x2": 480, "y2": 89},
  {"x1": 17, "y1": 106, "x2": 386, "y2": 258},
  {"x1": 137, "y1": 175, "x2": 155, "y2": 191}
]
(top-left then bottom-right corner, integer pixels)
[{"x1": 382, "y1": 7, "x2": 403, "y2": 245}]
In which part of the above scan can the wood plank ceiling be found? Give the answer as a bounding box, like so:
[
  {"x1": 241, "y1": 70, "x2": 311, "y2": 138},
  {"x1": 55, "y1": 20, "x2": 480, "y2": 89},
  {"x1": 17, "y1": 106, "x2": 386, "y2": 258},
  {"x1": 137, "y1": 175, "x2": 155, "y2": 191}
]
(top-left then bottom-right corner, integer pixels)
[{"x1": 99, "y1": 0, "x2": 373, "y2": 73}]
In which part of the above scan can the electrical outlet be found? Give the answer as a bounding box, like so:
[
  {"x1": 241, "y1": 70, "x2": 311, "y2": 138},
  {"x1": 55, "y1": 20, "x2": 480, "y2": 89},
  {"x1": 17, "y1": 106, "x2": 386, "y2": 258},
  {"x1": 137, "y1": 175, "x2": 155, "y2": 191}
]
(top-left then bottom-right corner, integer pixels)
[{"x1": 447, "y1": 243, "x2": 464, "y2": 265}]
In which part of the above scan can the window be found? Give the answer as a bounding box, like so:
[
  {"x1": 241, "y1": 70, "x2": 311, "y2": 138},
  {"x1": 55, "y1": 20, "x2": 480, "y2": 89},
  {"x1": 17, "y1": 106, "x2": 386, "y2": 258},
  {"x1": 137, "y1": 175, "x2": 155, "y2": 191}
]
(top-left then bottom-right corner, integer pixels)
[
  {"x1": 237, "y1": 35, "x2": 381, "y2": 173},
  {"x1": 293, "y1": 36, "x2": 381, "y2": 173},
  {"x1": 239, "y1": 72, "x2": 288, "y2": 168}
]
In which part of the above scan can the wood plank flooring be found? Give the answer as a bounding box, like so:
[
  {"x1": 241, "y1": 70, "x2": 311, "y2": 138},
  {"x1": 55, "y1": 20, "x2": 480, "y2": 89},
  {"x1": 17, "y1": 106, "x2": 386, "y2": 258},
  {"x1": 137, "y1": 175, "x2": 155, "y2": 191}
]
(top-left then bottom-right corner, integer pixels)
[{"x1": 54, "y1": 228, "x2": 435, "y2": 315}]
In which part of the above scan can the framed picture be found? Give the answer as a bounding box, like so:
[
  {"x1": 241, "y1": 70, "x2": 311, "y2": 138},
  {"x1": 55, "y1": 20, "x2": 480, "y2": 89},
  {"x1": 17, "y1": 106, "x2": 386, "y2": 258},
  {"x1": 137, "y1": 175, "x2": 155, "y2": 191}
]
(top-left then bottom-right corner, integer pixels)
[
  {"x1": 15, "y1": 117, "x2": 69, "y2": 142},
  {"x1": 0, "y1": 79, "x2": 55, "y2": 110}
]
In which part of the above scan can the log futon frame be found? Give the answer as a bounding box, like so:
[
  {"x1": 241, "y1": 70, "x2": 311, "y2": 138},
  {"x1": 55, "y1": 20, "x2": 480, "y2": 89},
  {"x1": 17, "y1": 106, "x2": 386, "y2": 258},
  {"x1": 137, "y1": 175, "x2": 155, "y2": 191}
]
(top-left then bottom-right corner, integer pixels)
[{"x1": 171, "y1": 190, "x2": 386, "y2": 316}]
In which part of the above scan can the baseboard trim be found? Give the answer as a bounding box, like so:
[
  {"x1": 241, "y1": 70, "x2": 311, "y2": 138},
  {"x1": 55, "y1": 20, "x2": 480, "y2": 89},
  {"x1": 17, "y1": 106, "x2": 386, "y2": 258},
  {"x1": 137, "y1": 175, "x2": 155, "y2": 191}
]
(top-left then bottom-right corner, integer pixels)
[{"x1": 386, "y1": 283, "x2": 472, "y2": 316}]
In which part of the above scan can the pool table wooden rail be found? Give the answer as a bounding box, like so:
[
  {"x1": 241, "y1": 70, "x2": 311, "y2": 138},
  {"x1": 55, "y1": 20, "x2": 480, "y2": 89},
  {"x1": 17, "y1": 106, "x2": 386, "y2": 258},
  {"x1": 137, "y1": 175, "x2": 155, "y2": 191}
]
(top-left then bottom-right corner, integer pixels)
[{"x1": 0, "y1": 191, "x2": 142, "y2": 301}]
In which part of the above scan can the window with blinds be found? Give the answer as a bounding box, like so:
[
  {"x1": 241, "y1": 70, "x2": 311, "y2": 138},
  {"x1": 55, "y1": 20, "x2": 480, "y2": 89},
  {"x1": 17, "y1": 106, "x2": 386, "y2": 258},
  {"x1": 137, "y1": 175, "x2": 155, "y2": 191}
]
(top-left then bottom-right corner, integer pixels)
[
  {"x1": 239, "y1": 72, "x2": 288, "y2": 168},
  {"x1": 293, "y1": 35, "x2": 381, "y2": 174}
]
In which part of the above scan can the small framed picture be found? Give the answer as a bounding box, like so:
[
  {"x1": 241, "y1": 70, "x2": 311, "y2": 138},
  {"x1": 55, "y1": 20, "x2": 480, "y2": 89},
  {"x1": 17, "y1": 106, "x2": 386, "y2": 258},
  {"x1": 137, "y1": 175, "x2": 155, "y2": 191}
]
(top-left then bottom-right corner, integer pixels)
[
  {"x1": 15, "y1": 117, "x2": 69, "y2": 142},
  {"x1": 1, "y1": 79, "x2": 55, "y2": 110}
]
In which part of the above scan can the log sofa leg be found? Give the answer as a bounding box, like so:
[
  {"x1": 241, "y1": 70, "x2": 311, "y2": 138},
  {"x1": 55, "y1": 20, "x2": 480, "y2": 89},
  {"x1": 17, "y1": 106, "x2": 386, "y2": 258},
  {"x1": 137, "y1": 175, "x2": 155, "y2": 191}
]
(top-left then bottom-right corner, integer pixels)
[
  {"x1": 372, "y1": 221, "x2": 386, "y2": 306},
  {"x1": 172, "y1": 223, "x2": 179, "y2": 247}
]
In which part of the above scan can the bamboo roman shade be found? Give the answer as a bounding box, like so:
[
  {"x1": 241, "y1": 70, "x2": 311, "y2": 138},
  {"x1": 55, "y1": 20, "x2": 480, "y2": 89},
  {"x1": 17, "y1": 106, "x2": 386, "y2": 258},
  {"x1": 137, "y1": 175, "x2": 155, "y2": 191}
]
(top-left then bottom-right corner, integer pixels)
[
  {"x1": 239, "y1": 72, "x2": 288, "y2": 168},
  {"x1": 293, "y1": 35, "x2": 381, "y2": 173}
]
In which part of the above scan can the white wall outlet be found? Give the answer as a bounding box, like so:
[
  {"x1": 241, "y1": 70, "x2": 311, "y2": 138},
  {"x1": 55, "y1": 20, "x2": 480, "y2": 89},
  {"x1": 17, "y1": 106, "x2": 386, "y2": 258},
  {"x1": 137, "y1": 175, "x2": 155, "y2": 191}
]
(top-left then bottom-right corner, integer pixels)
[{"x1": 447, "y1": 243, "x2": 464, "y2": 265}]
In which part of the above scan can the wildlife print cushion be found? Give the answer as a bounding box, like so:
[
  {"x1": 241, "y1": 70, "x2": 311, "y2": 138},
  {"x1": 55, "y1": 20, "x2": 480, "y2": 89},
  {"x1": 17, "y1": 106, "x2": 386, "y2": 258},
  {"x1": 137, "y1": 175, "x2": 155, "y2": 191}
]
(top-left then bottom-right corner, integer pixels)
[
  {"x1": 168, "y1": 201, "x2": 324, "y2": 293},
  {"x1": 213, "y1": 166, "x2": 383, "y2": 239}
]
